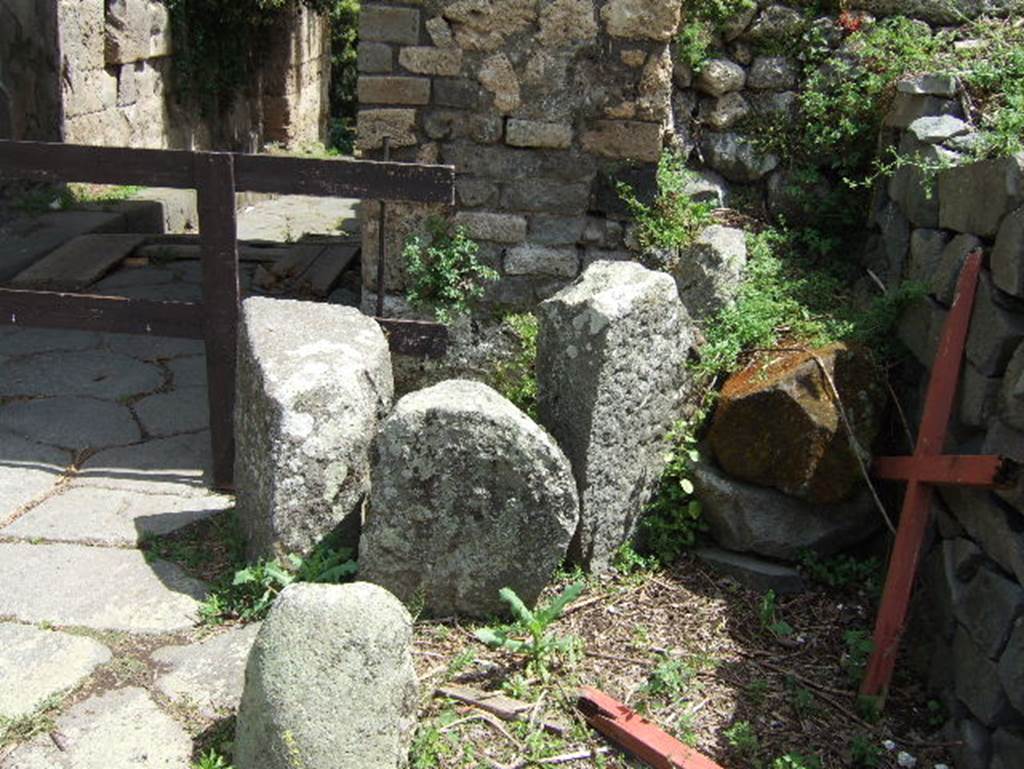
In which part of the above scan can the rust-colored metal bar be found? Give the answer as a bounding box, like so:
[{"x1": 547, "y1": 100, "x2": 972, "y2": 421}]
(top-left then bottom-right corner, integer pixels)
[
  {"x1": 860, "y1": 249, "x2": 985, "y2": 703},
  {"x1": 873, "y1": 454, "x2": 1016, "y2": 487},
  {"x1": 577, "y1": 687, "x2": 726, "y2": 769},
  {"x1": 194, "y1": 153, "x2": 240, "y2": 492}
]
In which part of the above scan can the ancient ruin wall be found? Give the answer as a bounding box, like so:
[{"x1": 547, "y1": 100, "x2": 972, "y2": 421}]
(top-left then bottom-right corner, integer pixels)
[
  {"x1": 872, "y1": 84, "x2": 1024, "y2": 769},
  {"x1": 2, "y1": 0, "x2": 329, "y2": 151}
]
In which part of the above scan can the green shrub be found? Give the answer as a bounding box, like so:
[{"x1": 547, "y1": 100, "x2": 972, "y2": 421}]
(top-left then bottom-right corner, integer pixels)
[
  {"x1": 489, "y1": 313, "x2": 539, "y2": 419},
  {"x1": 404, "y1": 216, "x2": 498, "y2": 324},
  {"x1": 675, "y1": 0, "x2": 756, "y2": 72},
  {"x1": 637, "y1": 420, "x2": 707, "y2": 565},
  {"x1": 617, "y1": 149, "x2": 715, "y2": 254}
]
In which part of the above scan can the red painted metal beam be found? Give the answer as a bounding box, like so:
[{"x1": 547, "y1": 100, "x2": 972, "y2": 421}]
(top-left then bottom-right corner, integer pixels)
[
  {"x1": 860, "y1": 249, "x2": 985, "y2": 702},
  {"x1": 578, "y1": 687, "x2": 726, "y2": 769},
  {"x1": 873, "y1": 454, "x2": 1016, "y2": 487}
]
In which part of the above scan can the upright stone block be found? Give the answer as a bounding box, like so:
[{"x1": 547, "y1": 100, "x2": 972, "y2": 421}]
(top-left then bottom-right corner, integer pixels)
[
  {"x1": 537, "y1": 261, "x2": 695, "y2": 571},
  {"x1": 360, "y1": 380, "x2": 579, "y2": 618},
  {"x1": 938, "y1": 155, "x2": 1024, "y2": 237},
  {"x1": 234, "y1": 583, "x2": 418, "y2": 769},
  {"x1": 234, "y1": 298, "x2": 394, "y2": 559}
]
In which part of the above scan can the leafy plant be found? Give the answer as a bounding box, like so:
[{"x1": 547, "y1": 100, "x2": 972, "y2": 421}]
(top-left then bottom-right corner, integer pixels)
[
  {"x1": 772, "y1": 753, "x2": 823, "y2": 769},
  {"x1": 489, "y1": 313, "x2": 539, "y2": 419},
  {"x1": 759, "y1": 590, "x2": 794, "y2": 639},
  {"x1": 850, "y1": 734, "x2": 883, "y2": 768},
  {"x1": 724, "y1": 720, "x2": 761, "y2": 763},
  {"x1": 674, "y1": 0, "x2": 756, "y2": 72},
  {"x1": 613, "y1": 542, "x2": 660, "y2": 577},
  {"x1": 199, "y1": 546, "x2": 357, "y2": 624},
  {"x1": 193, "y1": 750, "x2": 234, "y2": 769},
  {"x1": 637, "y1": 419, "x2": 706, "y2": 565},
  {"x1": 404, "y1": 216, "x2": 498, "y2": 324},
  {"x1": 798, "y1": 550, "x2": 882, "y2": 593},
  {"x1": 841, "y1": 629, "x2": 875, "y2": 687},
  {"x1": 474, "y1": 583, "x2": 584, "y2": 678},
  {"x1": 618, "y1": 148, "x2": 715, "y2": 254},
  {"x1": 0, "y1": 696, "x2": 59, "y2": 750}
]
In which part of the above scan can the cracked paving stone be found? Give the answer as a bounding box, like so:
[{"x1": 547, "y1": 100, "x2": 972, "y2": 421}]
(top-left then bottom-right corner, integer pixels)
[
  {"x1": 135, "y1": 387, "x2": 209, "y2": 437},
  {"x1": 0, "y1": 350, "x2": 164, "y2": 400},
  {"x1": 0, "y1": 623, "x2": 112, "y2": 720},
  {"x1": 0, "y1": 396, "x2": 140, "y2": 450},
  {"x1": 167, "y1": 355, "x2": 207, "y2": 388},
  {"x1": 0, "y1": 429, "x2": 70, "y2": 514},
  {"x1": 74, "y1": 432, "x2": 213, "y2": 497},
  {"x1": 2, "y1": 687, "x2": 193, "y2": 768},
  {"x1": 0, "y1": 543, "x2": 207, "y2": 633},
  {"x1": 1, "y1": 485, "x2": 232, "y2": 546},
  {"x1": 0, "y1": 328, "x2": 102, "y2": 358},
  {"x1": 101, "y1": 333, "x2": 204, "y2": 361},
  {"x1": 152, "y1": 623, "x2": 261, "y2": 717}
]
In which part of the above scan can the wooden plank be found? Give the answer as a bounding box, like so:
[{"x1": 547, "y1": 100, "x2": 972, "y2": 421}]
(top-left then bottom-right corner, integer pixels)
[
  {"x1": 10, "y1": 234, "x2": 147, "y2": 290},
  {"x1": 0, "y1": 141, "x2": 195, "y2": 189},
  {"x1": 860, "y1": 249, "x2": 985, "y2": 703},
  {"x1": 234, "y1": 153, "x2": 455, "y2": 203},
  {"x1": 194, "y1": 153, "x2": 240, "y2": 491},
  {"x1": 297, "y1": 243, "x2": 359, "y2": 297},
  {"x1": 135, "y1": 242, "x2": 292, "y2": 264},
  {"x1": 0, "y1": 288, "x2": 202, "y2": 338},
  {"x1": 578, "y1": 687, "x2": 725, "y2": 769},
  {"x1": 377, "y1": 318, "x2": 448, "y2": 358},
  {"x1": 874, "y1": 454, "x2": 1014, "y2": 487}
]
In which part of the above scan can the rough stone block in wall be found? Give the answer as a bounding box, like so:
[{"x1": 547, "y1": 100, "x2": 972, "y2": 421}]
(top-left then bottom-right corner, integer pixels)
[
  {"x1": 398, "y1": 47, "x2": 462, "y2": 76},
  {"x1": 957, "y1": 360, "x2": 1002, "y2": 428},
  {"x1": 360, "y1": 200, "x2": 446, "y2": 295},
  {"x1": 104, "y1": 0, "x2": 172, "y2": 65},
  {"x1": 998, "y1": 620, "x2": 1024, "y2": 716},
  {"x1": 999, "y1": 340, "x2": 1024, "y2": 431},
  {"x1": 234, "y1": 298, "x2": 394, "y2": 559},
  {"x1": 452, "y1": 211, "x2": 527, "y2": 244},
  {"x1": 358, "y1": 41, "x2": 393, "y2": 73},
  {"x1": 938, "y1": 156, "x2": 1024, "y2": 238},
  {"x1": 360, "y1": 5, "x2": 421, "y2": 45},
  {"x1": 432, "y1": 77, "x2": 480, "y2": 109},
  {"x1": 505, "y1": 244, "x2": 579, "y2": 278},
  {"x1": 356, "y1": 108, "x2": 418, "y2": 150},
  {"x1": 58, "y1": 0, "x2": 106, "y2": 71},
  {"x1": 581, "y1": 120, "x2": 662, "y2": 161},
  {"x1": 953, "y1": 626, "x2": 1015, "y2": 727},
  {"x1": 537, "y1": 261, "x2": 696, "y2": 572},
  {"x1": 883, "y1": 92, "x2": 961, "y2": 129},
  {"x1": 501, "y1": 179, "x2": 591, "y2": 214},
  {"x1": 116, "y1": 60, "x2": 166, "y2": 109},
  {"x1": 506, "y1": 120, "x2": 573, "y2": 149},
  {"x1": 940, "y1": 485, "x2": 1024, "y2": 586},
  {"x1": 954, "y1": 566, "x2": 1024, "y2": 659},
  {"x1": 993, "y1": 206, "x2": 1024, "y2": 297},
  {"x1": 600, "y1": 0, "x2": 681, "y2": 41},
  {"x1": 700, "y1": 131, "x2": 779, "y2": 183},
  {"x1": 62, "y1": 67, "x2": 118, "y2": 120},
  {"x1": 908, "y1": 228, "x2": 951, "y2": 284},
  {"x1": 965, "y1": 272, "x2": 1024, "y2": 376},
  {"x1": 358, "y1": 76, "x2": 431, "y2": 105},
  {"x1": 932, "y1": 233, "x2": 982, "y2": 305}
]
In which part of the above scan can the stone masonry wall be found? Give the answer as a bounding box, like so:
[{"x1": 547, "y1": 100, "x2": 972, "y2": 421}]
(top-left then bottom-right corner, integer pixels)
[
  {"x1": 18, "y1": 0, "x2": 328, "y2": 151},
  {"x1": 0, "y1": 1, "x2": 62, "y2": 142},
  {"x1": 871, "y1": 78, "x2": 1024, "y2": 769},
  {"x1": 355, "y1": 0, "x2": 1006, "y2": 316}
]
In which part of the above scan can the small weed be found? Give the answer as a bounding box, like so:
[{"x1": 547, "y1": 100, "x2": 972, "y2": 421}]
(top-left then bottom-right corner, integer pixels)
[
  {"x1": 674, "y1": 0, "x2": 756, "y2": 72},
  {"x1": 850, "y1": 733, "x2": 884, "y2": 768},
  {"x1": 724, "y1": 720, "x2": 761, "y2": 764},
  {"x1": 444, "y1": 649, "x2": 477, "y2": 680},
  {"x1": 788, "y1": 684, "x2": 815, "y2": 718},
  {"x1": 772, "y1": 753, "x2": 823, "y2": 769},
  {"x1": 759, "y1": 590, "x2": 794, "y2": 639},
  {"x1": 404, "y1": 216, "x2": 498, "y2": 324},
  {"x1": 489, "y1": 312, "x2": 539, "y2": 419},
  {"x1": 636, "y1": 419, "x2": 706, "y2": 565},
  {"x1": 746, "y1": 677, "x2": 770, "y2": 706},
  {"x1": 613, "y1": 542, "x2": 660, "y2": 578},
  {"x1": 474, "y1": 583, "x2": 584, "y2": 679},
  {"x1": 0, "y1": 695, "x2": 60, "y2": 750},
  {"x1": 925, "y1": 698, "x2": 946, "y2": 730},
  {"x1": 618, "y1": 148, "x2": 715, "y2": 254},
  {"x1": 841, "y1": 629, "x2": 874, "y2": 687},
  {"x1": 193, "y1": 750, "x2": 234, "y2": 769},
  {"x1": 798, "y1": 550, "x2": 882, "y2": 593},
  {"x1": 676, "y1": 710, "x2": 700, "y2": 747}
]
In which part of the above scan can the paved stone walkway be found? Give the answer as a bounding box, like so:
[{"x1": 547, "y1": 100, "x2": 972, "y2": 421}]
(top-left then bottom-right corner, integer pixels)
[{"x1": 0, "y1": 197, "x2": 354, "y2": 766}]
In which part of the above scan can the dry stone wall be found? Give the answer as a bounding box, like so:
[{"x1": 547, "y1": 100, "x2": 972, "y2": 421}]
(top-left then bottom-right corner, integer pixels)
[
  {"x1": 870, "y1": 79, "x2": 1024, "y2": 769},
  {"x1": 2, "y1": 0, "x2": 328, "y2": 150}
]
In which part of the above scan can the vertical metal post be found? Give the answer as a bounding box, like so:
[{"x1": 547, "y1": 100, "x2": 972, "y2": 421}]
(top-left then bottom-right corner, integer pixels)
[
  {"x1": 375, "y1": 137, "x2": 390, "y2": 318},
  {"x1": 194, "y1": 152, "x2": 240, "y2": 491}
]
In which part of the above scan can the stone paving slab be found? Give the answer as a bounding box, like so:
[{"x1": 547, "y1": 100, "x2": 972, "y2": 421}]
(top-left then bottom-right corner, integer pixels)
[
  {"x1": 110, "y1": 282, "x2": 204, "y2": 303},
  {"x1": 134, "y1": 387, "x2": 208, "y2": 437},
  {"x1": 101, "y1": 333, "x2": 204, "y2": 362},
  {"x1": 1, "y1": 486, "x2": 232, "y2": 546},
  {"x1": 0, "y1": 623, "x2": 111, "y2": 720},
  {"x1": 0, "y1": 328, "x2": 103, "y2": 357},
  {"x1": 2, "y1": 687, "x2": 193, "y2": 769},
  {"x1": 0, "y1": 543, "x2": 207, "y2": 633},
  {"x1": 74, "y1": 432, "x2": 212, "y2": 497},
  {"x1": 152, "y1": 623, "x2": 261, "y2": 718},
  {"x1": 0, "y1": 210, "x2": 127, "y2": 283},
  {"x1": 93, "y1": 264, "x2": 175, "y2": 291},
  {"x1": 237, "y1": 195, "x2": 355, "y2": 240},
  {"x1": 166, "y1": 355, "x2": 207, "y2": 388},
  {"x1": 0, "y1": 350, "x2": 164, "y2": 399},
  {"x1": 0, "y1": 430, "x2": 70, "y2": 515},
  {"x1": 0, "y1": 396, "x2": 140, "y2": 450}
]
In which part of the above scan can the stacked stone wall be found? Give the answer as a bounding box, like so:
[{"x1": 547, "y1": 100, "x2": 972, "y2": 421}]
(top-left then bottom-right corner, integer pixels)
[
  {"x1": 871, "y1": 80, "x2": 1024, "y2": 769},
  {"x1": 355, "y1": 0, "x2": 1005, "y2": 315},
  {"x1": 4, "y1": 0, "x2": 328, "y2": 151}
]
